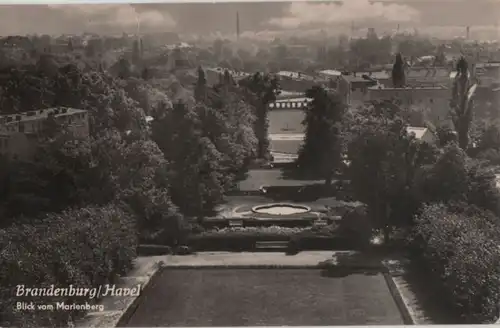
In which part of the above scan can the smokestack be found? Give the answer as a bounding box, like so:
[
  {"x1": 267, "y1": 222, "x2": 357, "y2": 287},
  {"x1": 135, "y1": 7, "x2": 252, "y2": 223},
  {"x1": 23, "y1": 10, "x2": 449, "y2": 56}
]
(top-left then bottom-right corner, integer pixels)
[
  {"x1": 466, "y1": 26, "x2": 470, "y2": 39},
  {"x1": 236, "y1": 11, "x2": 240, "y2": 40},
  {"x1": 397, "y1": 24, "x2": 400, "y2": 33}
]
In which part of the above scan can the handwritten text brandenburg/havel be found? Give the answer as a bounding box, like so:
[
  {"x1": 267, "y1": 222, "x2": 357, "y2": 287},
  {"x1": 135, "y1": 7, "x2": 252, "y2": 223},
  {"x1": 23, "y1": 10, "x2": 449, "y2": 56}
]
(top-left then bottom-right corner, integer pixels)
[{"x1": 15, "y1": 284, "x2": 141, "y2": 299}]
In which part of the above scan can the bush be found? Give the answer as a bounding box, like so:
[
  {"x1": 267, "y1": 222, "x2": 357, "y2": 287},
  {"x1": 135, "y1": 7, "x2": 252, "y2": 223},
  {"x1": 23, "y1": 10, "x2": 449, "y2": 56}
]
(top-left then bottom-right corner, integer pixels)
[
  {"x1": 411, "y1": 203, "x2": 500, "y2": 323},
  {"x1": 337, "y1": 205, "x2": 372, "y2": 250},
  {"x1": 174, "y1": 245, "x2": 193, "y2": 255},
  {"x1": 188, "y1": 225, "x2": 348, "y2": 251},
  {"x1": 0, "y1": 204, "x2": 138, "y2": 327}
]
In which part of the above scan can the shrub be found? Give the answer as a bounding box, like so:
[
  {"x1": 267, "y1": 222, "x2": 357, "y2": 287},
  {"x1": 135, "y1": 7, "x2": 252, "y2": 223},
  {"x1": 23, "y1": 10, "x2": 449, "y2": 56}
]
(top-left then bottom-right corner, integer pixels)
[
  {"x1": 412, "y1": 203, "x2": 500, "y2": 323},
  {"x1": 337, "y1": 205, "x2": 372, "y2": 250},
  {"x1": 0, "y1": 204, "x2": 137, "y2": 327},
  {"x1": 174, "y1": 245, "x2": 193, "y2": 255},
  {"x1": 188, "y1": 225, "x2": 347, "y2": 251}
]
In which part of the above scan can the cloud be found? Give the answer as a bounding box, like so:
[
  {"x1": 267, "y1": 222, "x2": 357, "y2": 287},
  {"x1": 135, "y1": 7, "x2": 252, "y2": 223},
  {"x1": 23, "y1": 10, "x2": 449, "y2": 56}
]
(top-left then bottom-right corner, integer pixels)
[
  {"x1": 267, "y1": 0, "x2": 421, "y2": 29},
  {"x1": 48, "y1": 4, "x2": 176, "y2": 30}
]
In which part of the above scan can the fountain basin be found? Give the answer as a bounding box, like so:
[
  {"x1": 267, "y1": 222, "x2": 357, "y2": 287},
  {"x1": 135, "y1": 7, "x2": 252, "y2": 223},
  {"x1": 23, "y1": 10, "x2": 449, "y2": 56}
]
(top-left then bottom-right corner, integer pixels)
[{"x1": 252, "y1": 203, "x2": 311, "y2": 216}]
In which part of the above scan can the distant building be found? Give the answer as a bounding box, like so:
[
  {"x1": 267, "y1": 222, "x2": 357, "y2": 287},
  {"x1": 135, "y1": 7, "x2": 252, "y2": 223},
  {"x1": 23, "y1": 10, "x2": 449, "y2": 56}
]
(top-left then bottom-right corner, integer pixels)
[
  {"x1": 342, "y1": 73, "x2": 378, "y2": 106},
  {"x1": 368, "y1": 85, "x2": 450, "y2": 123},
  {"x1": 365, "y1": 71, "x2": 392, "y2": 87},
  {"x1": 0, "y1": 107, "x2": 89, "y2": 161},
  {"x1": 474, "y1": 62, "x2": 500, "y2": 87},
  {"x1": 318, "y1": 70, "x2": 343, "y2": 80},
  {"x1": 406, "y1": 126, "x2": 436, "y2": 144},
  {"x1": 276, "y1": 91, "x2": 306, "y2": 100},
  {"x1": 268, "y1": 97, "x2": 312, "y2": 111},
  {"x1": 405, "y1": 67, "x2": 451, "y2": 87},
  {"x1": 204, "y1": 67, "x2": 251, "y2": 85},
  {"x1": 276, "y1": 71, "x2": 324, "y2": 93}
]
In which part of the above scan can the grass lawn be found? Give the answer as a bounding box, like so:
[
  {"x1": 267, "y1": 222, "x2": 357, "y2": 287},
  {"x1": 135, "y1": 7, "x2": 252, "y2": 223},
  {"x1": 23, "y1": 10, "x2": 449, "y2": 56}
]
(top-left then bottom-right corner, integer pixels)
[
  {"x1": 268, "y1": 109, "x2": 305, "y2": 135},
  {"x1": 238, "y1": 169, "x2": 324, "y2": 191},
  {"x1": 123, "y1": 269, "x2": 404, "y2": 326}
]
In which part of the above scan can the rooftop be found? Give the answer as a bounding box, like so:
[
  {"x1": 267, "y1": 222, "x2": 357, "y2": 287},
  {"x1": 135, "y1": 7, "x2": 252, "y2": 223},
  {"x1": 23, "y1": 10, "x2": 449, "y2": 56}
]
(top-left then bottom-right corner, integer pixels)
[
  {"x1": 273, "y1": 97, "x2": 312, "y2": 103},
  {"x1": 406, "y1": 126, "x2": 428, "y2": 140},
  {"x1": 342, "y1": 75, "x2": 375, "y2": 84},
  {"x1": 276, "y1": 91, "x2": 305, "y2": 100},
  {"x1": 407, "y1": 67, "x2": 450, "y2": 79},
  {"x1": 318, "y1": 70, "x2": 343, "y2": 77},
  {"x1": 449, "y1": 71, "x2": 472, "y2": 79},
  {"x1": 364, "y1": 71, "x2": 391, "y2": 80},
  {"x1": 206, "y1": 67, "x2": 251, "y2": 78},
  {"x1": 0, "y1": 107, "x2": 87, "y2": 125},
  {"x1": 276, "y1": 71, "x2": 316, "y2": 81},
  {"x1": 476, "y1": 62, "x2": 500, "y2": 68},
  {"x1": 368, "y1": 85, "x2": 448, "y2": 91}
]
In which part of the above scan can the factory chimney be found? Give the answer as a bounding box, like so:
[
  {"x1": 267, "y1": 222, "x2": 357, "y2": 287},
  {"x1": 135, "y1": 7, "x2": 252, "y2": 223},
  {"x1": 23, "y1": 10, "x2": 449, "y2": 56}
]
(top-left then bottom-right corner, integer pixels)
[
  {"x1": 236, "y1": 11, "x2": 240, "y2": 40},
  {"x1": 466, "y1": 26, "x2": 470, "y2": 39}
]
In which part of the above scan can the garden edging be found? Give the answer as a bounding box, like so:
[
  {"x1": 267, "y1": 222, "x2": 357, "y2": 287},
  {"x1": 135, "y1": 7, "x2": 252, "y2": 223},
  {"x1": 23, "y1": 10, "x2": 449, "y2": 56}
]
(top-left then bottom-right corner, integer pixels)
[
  {"x1": 75, "y1": 259, "x2": 165, "y2": 328},
  {"x1": 382, "y1": 262, "x2": 415, "y2": 325}
]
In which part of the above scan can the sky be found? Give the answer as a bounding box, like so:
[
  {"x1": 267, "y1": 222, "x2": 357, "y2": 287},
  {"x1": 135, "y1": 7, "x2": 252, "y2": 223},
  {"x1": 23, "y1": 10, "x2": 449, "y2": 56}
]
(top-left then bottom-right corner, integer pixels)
[{"x1": 0, "y1": 0, "x2": 499, "y2": 36}]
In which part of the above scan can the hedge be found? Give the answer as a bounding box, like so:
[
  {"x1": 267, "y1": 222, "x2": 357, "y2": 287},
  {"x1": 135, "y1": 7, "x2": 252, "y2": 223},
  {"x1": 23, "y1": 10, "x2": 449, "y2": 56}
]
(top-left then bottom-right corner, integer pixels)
[
  {"x1": 187, "y1": 225, "x2": 352, "y2": 251},
  {"x1": 0, "y1": 204, "x2": 138, "y2": 327},
  {"x1": 411, "y1": 203, "x2": 500, "y2": 323}
]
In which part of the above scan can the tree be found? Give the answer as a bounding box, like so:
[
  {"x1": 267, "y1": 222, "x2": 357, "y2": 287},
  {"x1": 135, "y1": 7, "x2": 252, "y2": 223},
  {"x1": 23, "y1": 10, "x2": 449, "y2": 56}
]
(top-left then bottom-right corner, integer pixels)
[
  {"x1": 392, "y1": 53, "x2": 406, "y2": 88},
  {"x1": 194, "y1": 66, "x2": 207, "y2": 102},
  {"x1": 414, "y1": 143, "x2": 469, "y2": 205},
  {"x1": 450, "y1": 56, "x2": 478, "y2": 151},
  {"x1": 239, "y1": 72, "x2": 281, "y2": 159},
  {"x1": 68, "y1": 39, "x2": 74, "y2": 52},
  {"x1": 141, "y1": 67, "x2": 150, "y2": 80},
  {"x1": 413, "y1": 142, "x2": 500, "y2": 215},
  {"x1": 132, "y1": 40, "x2": 141, "y2": 65},
  {"x1": 116, "y1": 57, "x2": 132, "y2": 79},
  {"x1": 151, "y1": 101, "x2": 229, "y2": 218},
  {"x1": 297, "y1": 86, "x2": 347, "y2": 184},
  {"x1": 475, "y1": 124, "x2": 500, "y2": 154},
  {"x1": 436, "y1": 124, "x2": 458, "y2": 148},
  {"x1": 345, "y1": 105, "x2": 436, "y2": 242},
  {"x1": 434, "y1": 44, "x2": 447, "y2": 66}
]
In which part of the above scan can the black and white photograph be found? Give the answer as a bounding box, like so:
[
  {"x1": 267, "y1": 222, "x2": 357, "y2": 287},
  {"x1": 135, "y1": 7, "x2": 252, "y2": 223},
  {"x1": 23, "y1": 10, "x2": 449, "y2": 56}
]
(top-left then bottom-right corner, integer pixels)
[{"x1": 1, "y1": 0, "x2": 500, "y2": 326}]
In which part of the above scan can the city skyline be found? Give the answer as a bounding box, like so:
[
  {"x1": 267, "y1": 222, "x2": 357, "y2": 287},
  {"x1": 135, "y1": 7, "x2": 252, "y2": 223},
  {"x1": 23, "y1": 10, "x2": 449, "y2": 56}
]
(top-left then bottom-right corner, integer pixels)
[{"x1": 0, "y1": 0, "x2": 499, "y2": 36}]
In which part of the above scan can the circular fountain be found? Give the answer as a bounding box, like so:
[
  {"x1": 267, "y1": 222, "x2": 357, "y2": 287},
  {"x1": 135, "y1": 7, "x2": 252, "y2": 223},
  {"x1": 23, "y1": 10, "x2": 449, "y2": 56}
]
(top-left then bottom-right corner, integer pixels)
[{"x1": 251, "y1": 203, "x2": 311, "y2": 216}]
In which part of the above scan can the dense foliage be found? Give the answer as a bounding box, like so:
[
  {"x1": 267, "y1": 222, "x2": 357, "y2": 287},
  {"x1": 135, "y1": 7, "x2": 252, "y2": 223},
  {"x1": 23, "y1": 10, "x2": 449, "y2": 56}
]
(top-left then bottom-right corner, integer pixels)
[
  {"x1": 297, "y1": 86, "x2": 347, "y2": 184},
  {"x1": 0, "y1": 49, "x2": 262, "y2": 327},
  {"x1": 344, "y1": 104, "x2": 438, "y2": 241},
  {"x1": 412, "y1": 204, "x2": 500, "y2": 323},
  {"x1": 0, "y1": 205, "x2": 137, "y2": 327}
]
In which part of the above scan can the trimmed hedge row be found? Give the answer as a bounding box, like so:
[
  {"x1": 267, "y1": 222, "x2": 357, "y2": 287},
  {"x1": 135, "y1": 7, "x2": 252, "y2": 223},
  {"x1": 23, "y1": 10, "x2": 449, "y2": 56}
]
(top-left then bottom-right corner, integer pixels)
[
  {"x1": 187, "y1": 225, "x2": 352, "y2": 251},
  {"x1": 411, "y1": 204, "x2": 500, "y2": 323},
  {"x1": 0, "y1": 204, "x2": 138, "y2": 327}
]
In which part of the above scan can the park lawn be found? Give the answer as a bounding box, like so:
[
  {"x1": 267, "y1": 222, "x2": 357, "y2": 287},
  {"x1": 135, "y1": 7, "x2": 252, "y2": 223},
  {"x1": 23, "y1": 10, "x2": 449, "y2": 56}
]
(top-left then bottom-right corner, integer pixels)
[
  {"x1": 268, "y1": 109, "x2": 305, "y2": 135},
  {"x1": 238, "y1": 169, "x2": 324, "y2": 191},
  {"x1": 124, "y1": 269, "x2": 404, "y2": 326}
]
